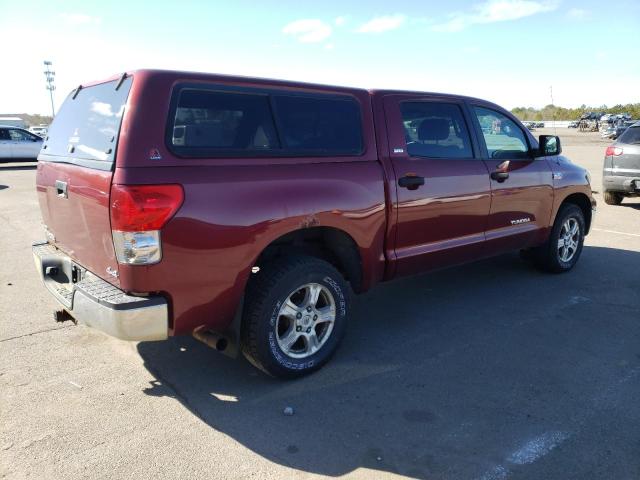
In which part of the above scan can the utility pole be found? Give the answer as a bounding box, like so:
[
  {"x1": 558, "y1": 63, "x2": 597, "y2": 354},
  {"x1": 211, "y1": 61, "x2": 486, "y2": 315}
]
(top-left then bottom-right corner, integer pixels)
[
  {"x1": 550, "y1": 85, "x2": 556, "y2": 134},
  {"x1": 43, "y1": 61, "x2": 56, "y2": 118}
]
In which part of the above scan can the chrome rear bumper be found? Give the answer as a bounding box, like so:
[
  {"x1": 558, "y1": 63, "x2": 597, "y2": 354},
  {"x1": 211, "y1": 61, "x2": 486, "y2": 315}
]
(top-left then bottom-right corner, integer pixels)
[{"x1": 32, "y1": 242, "x2": 168, "y2": 341}]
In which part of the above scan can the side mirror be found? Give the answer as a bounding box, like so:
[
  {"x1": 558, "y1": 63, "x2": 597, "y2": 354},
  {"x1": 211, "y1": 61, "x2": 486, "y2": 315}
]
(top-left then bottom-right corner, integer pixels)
[{"x1": 539, "y1": 135, "x2": 561, "y2": 156}]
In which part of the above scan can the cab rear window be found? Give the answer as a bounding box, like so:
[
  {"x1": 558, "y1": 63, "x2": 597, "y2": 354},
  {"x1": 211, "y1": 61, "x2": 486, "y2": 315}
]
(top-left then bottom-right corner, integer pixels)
[
  {"x1": 167, "y1": 85, "x2": 363, "y2": 158},
  {"x1": 41, "y1": 77, "x2": 133, "y2": 170}
]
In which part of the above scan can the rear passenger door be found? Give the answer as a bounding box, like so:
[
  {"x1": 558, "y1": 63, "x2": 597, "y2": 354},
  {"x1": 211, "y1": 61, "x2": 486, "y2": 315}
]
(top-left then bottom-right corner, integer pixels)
[
  {"x1": 469, "y1": 105, "x2": 554, "y2": 254},
  {"x1": 383, "y1": 95, "x2": 491, "y2": 277}
]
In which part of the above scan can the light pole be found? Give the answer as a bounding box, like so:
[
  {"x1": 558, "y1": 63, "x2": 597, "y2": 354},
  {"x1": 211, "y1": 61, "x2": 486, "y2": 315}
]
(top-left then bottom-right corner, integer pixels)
[{"x1": 43, "y1": 61, "x2": 56, "y2": 118}]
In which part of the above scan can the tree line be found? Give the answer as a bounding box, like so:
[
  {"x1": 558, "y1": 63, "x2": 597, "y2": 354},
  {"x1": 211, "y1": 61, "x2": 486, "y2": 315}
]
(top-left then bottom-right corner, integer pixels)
[
  {"x1": 0, "y1": 113, "x2": 53, "y2": 126},
  {"x1": 511, "y1": 103, "x2": 640, "y2": 121}
]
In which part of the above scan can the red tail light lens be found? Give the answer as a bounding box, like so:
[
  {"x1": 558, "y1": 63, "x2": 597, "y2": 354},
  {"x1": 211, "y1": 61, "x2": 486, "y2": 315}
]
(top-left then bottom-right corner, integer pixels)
[
  {"x1": 605, "y1": 146, "x2": 623, "y2": 156},
  {"x1": 110, "y1": 184, "x2": 184, "y2": 231}
]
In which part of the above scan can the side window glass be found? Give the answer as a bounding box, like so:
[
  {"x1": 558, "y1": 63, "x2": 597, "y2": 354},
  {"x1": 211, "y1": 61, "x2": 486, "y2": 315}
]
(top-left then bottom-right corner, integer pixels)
[
  {"x1": 473, "y1": 107, "x2": 530, "y2": 159},
  {"x1": 0, "y1": 129, "x2": 10, "y2": 140},
  {"x1": 169, "y1": 88, "x2": 364, "y2": 157},
  {"x1": 171, "y1": 90, "x2": 279, "y2": 151},
  {"x1": 400, "y1": 102, "x2": 473, "y2": 159},
  {"x1": 273, "y1": 95, "x2": 362, "y2": 154},
  {"x1": 9, "y1": 129, "x2": 32, "y2": 141}
]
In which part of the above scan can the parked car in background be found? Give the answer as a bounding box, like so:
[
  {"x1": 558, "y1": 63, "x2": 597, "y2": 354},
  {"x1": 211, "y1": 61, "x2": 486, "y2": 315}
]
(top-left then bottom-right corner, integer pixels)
[
  {"x1": 613, "y1": 125, "x2": 628, "y2": 139},
  {"x1": 523, "y1": 121, "x2": 536, "y2": 130},
  {"x1": 0, "y1": 126, "x2": 43, "y2": 160},
  {"x1": 568, "y1": 121, "x2": 579, "y2": 128},
  {"x1": 603, "y1": 121, "x2": 640, "y2": 205},
  {"x1": 601, "y1": 126, "x2": 616, "y2": 139},
  {"x1": 601, "y1": 125, "x2": 627, "y2": 140},
  {"x1": 28, "y1": 125, "x2": 49, "y2": 137},
  {"x1": 32, "y1": 69, "x2": 596, "y2": 378},
  {"x1": 535, "y1": 122, "x2": 545, "y2": 128}
]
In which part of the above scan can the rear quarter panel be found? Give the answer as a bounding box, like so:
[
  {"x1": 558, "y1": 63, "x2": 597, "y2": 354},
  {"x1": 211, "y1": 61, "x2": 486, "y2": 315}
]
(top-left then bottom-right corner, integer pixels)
[{"x1": 114, "y1": 164, "x2": 386, "y2": 335}]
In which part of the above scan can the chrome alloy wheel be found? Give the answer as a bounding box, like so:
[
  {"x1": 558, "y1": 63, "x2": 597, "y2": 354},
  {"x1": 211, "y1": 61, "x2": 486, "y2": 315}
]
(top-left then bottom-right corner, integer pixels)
[
  {"x1": 275, "y1": 283, "x2": 336, "y2": 359},
  {"x1": 558, "y1": 217, "x2": 580, "y2": 262}
]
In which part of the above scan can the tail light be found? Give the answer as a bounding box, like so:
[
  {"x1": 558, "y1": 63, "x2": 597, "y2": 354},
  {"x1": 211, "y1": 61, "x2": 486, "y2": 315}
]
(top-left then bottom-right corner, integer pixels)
[
  {"x1": 110, "y1": 185, "x2": 183, "y2": 265},
  {"x1": 605, "y1": 146, "x2": 623, "y2": 156}
]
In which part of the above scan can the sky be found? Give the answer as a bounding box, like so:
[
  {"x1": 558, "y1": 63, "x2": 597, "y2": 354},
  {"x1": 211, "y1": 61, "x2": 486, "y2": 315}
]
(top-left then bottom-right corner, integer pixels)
[{"x1": 1, "y1": 0, "x2": 639, "y2": 115}]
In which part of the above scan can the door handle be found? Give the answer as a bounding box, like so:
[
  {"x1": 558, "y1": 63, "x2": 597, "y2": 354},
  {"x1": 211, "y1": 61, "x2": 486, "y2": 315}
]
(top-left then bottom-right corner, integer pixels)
[
  {"x1": 490, "y1": 171, "x2": 509, "y2": 182},
  {"x1": 55, "y1": 180, "x2": 68, "y2": 198},
  {"x1": 398, "y1": 175, "x2": 425, "y2": 190}
]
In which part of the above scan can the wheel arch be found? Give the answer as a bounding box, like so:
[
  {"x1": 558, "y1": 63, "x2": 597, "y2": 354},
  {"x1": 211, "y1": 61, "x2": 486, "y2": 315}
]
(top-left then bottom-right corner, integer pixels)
[
  {"x1": 252, "y1": 226, "x2": 364, "y2": 293},
  {"x1": 556, "y1": 192, "x2": 593, "y2": 234}
]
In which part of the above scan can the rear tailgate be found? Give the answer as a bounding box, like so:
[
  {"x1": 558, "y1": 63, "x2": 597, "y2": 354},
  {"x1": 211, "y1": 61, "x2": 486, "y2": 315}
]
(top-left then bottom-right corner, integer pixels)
[{"x1": 36, "y1": 76, "x2": 133, "y2": 286}]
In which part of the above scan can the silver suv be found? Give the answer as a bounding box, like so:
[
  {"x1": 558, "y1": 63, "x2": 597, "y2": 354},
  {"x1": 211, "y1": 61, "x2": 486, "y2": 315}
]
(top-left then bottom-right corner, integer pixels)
[{"x1": 603, "y1": 121, "x2": 640, "y2": 204}]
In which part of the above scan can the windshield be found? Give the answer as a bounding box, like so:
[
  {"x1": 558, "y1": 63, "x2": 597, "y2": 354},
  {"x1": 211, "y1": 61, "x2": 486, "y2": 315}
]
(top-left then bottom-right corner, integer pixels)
[{"x1": 41, "y1": 76, "x2": 133, "y2": 170}]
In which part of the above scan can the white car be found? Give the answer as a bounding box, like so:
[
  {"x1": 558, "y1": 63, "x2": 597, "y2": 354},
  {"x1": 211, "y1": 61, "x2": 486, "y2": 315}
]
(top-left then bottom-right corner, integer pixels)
[
  {"x1": 28, "y1": 126, "x2": 48, "y2": 137},
  {"x1": 0, "y1": 126, "x2": 43, "y2": 160}
]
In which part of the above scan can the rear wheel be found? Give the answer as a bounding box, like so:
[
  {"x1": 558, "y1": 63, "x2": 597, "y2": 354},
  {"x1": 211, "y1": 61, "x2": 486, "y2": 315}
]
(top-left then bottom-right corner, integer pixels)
[
  {"x1": 603, "y1": 191, "x2": 623, "y2": 205},
  {"x1": 242, "y1": 255, "x2": 349, "y2": 379},
  {"x1": 533, "y1": 204, "x2": 585, "y2": 273}
]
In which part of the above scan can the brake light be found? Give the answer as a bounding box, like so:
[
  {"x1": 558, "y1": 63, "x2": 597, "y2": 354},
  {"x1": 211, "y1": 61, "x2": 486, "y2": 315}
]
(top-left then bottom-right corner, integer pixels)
[
  {"x1": 605, "y1": 146, "x2": 623, "y2": 156},
  {"x1": 110, "y1": 184, "x2": 183, "y2": 231},
  {"x1": 110, "y1": 185, "x2": 183, "y2": 265}
]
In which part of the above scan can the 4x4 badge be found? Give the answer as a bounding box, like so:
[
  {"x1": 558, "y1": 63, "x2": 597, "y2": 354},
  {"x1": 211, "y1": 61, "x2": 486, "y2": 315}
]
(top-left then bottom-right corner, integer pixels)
[
  {"x1": 149, "y1": 148, "x2": 162, "y2": 160},
  {"x1": 106, "y1": 267, "x2": 119, "y2": 278}
]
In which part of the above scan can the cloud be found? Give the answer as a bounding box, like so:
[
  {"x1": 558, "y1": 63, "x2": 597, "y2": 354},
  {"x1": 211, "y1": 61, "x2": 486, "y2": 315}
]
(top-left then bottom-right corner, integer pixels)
[
  {"x1": 59, "y1": 13, "x2": 101, "y2": 25},
  {"x1": 282, "y1": 19, "x2": 332, "y2": 43},
  {"x1": 357, "y1": 14, "x2": 407, "y2": 33},
  {"x1": 567, "y1": 8, "x2": 589, "y2": 19},
  {"x1": 433, "y1": 0, "x2": 557, "y2": 32},
  {"x1": 335, "y1": 16, "x2": 347, "y2": 26}
]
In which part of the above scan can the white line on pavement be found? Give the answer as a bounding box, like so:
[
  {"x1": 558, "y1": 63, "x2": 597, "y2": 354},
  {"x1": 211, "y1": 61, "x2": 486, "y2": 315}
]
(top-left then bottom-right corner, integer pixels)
[{"x1": 593, "y1": 228, "x2": 640, "y2": 238}]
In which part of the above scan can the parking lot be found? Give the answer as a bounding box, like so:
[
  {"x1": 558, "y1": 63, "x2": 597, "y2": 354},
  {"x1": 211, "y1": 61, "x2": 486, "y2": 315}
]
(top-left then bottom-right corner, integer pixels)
[{"x1": 1, "y1": 128, "x2": 638, "y2": 479}]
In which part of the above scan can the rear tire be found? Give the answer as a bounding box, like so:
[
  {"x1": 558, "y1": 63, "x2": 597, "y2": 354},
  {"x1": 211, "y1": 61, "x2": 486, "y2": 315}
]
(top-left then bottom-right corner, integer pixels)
[
  {"x1": 533, "y1": 204, "x2": 585, "y2": 273},
  {"x1": 603, "y1": 191, "x2": 623, "y2": 205},
  {"x1": 242, "y1": 255, "x2": 349, "y2": 379}
]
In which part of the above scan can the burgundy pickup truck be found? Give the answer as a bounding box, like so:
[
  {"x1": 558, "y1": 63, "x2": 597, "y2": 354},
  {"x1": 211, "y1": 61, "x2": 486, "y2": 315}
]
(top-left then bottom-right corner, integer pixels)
[{"x1": 33, "y1": 70, "x2": 595, "y2": 378}]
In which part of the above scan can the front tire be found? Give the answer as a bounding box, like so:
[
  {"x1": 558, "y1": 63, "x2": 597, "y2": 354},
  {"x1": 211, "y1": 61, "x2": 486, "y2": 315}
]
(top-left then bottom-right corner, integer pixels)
[
  {"x1": 534, "y1": 204, "x2": 586, "y2": 273},
  {"x1": 603, "y1": 191, "x2": 623, "y2": 205},
  {"x1": 242, "y1": 255, "x2": 349, "y2": 379}
]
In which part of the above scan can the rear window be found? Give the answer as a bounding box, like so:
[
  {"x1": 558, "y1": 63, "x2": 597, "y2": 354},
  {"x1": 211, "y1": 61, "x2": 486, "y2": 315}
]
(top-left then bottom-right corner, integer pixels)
[
  {"x1": 41, "y1": 77, "x2": 133, "y2": 170},
  {"x1": 168, "y1": 85, "x2": 363, "y2": 158},
  {"x1": 618, "y1": 126, "x2": 640, "y2": 145}
]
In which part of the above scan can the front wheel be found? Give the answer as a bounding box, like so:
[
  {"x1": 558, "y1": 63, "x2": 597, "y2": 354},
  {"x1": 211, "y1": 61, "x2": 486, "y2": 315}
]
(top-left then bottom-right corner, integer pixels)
[
  {"x1": 533, "y1": 204, "x2": 586, "y2": 273},
  {"x1": 242, "y1": 255, "x2": 349, "y2": 379}
]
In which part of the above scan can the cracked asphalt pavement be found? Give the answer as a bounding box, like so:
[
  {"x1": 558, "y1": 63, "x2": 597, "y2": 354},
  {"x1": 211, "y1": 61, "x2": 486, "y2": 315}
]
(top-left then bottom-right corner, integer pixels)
[{"x1": 1, "y1": 129, "x2": 639, "y2": 479}]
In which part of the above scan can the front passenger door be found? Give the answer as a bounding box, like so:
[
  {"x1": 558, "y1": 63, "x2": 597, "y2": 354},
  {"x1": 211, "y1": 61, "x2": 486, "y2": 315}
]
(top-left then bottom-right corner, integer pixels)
[{"x1": 470, "y1": 106, "x2": 553, "y2": 254}]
